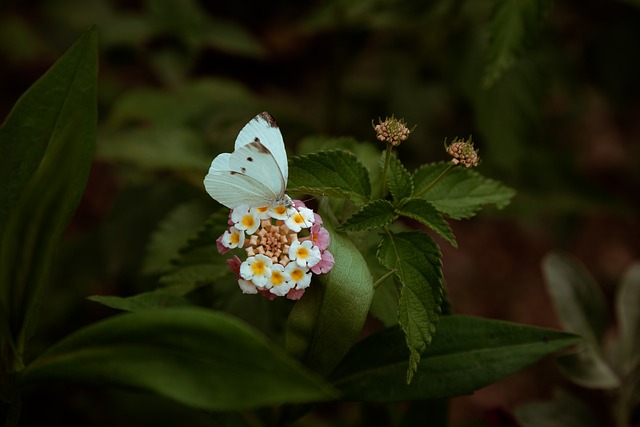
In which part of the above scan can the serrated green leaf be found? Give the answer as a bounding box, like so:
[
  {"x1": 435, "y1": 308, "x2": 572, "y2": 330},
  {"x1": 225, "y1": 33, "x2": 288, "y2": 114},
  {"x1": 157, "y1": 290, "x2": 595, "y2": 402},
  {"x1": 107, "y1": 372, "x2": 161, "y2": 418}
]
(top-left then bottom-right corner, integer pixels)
[
  {"x1": 484, "y1": 0, "x2": 551, "y2": 87},
  {"x1": 88, "y1": 291, "x2": 190, "y2": 312},
  {"x1": 387, "y1": 155, "x2": 413, "y2": 201},
  {"x1": 413, "y1": 163, "x2": 515, "y2": 219},
  {"x1": 397, "y1": 198, "x2": 456, "y2": 247},
  {"x1": 0, "y1": 27, "x2": 98, "y2": 366},
  {"x1": 142, "y1": 202, "x2": 210, "y2": 275},
  {"x1": 377, "y1": 231, "x2": 443, "y2": 382},
  {"x1": 286, "y1": 224, "x2": 374, "y2": 376},
  {"x1": 288, "y1": 150, "x2": 371, "y2": 206},
  {"x1": 18, "y1": 307, "x2": 336, "y2": 410},
  {"x1": 339, "y1": 200, "x2": 397, "y2": 232},
  {"x1": 616, "y1": 263, "x2": 640, "y2": 369},
  {"x1": 331, "y1": 315, "x2": 580, "y2": 401}
]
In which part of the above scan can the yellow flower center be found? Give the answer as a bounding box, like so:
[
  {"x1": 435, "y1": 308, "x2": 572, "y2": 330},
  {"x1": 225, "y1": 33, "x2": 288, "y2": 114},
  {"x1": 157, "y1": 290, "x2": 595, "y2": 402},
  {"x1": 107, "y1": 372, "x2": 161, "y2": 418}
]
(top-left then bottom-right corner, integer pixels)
[
  {"x1": 273, "y1": 205, "x2": 287, "y2": 216},
  {"x1": 230, "y1": 233, "x2": 240, "y2": 245},
  {"x1": 242, "y1": 215, "x2": 255, "y2": 229},
  {"x1": 271, "y1": 271, "x2": 285, "y2": 286},
  {"x1": 293, "y1": 213, "x2": 304, "y2": 225},
  {"x1": 257, "y1": 206, "x2": 269, "y2": 215},
  {"x1": 252, "y1": 260, "x2": 266, "y2": 275},
  {"x1": 296, "y1": 247, "x2": 309, "y2": 259},
  {"x1": 291, "y1": 269, "x2": 304, "y2": 281}
]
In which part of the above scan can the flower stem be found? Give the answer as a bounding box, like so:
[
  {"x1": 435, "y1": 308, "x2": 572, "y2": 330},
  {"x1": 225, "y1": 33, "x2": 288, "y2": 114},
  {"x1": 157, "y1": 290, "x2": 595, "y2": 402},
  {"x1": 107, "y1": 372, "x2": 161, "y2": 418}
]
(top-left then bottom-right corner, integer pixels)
[
  {"x1": 379, "y1": 142, "x2": 393, "y2": 198},
  {"x1": 413, "y1": 163, "x2": 455, "y2": 198},
  {"x1": 373, "y1": 268, "x2": 397, "y2": 290}
]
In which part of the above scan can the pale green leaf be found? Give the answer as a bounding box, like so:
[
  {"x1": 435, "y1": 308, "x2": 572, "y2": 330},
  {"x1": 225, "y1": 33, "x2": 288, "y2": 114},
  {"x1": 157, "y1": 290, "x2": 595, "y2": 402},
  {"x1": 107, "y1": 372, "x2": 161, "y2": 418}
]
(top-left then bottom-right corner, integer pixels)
[
  {"x1": 413, "y1": 163, "x2": 515, "y2": 219},
  {"x1": 19, "y1": 307, "x2": 336, "y2": 410},
  {"x1": 515, "y1": 390, "x2": 598, "y2": 427},
  {"x1": 331, "y1": 315, "x2": 580, "y2": 401},
  {"x1": 616, "y1": 263, "x2": 640, "y2": 369},
  {"x1": 555, "y1": 349, "x2": 620, "y2": 389},
  {"x1": 542, "y1": 252, "x2": 608, "y2": 346},
  {"x1": 377, "y1": 231, "x2": 443, "y2": 382},
  {"x1": 339, "y1": 199, "x2": 397, "y2": 231}
]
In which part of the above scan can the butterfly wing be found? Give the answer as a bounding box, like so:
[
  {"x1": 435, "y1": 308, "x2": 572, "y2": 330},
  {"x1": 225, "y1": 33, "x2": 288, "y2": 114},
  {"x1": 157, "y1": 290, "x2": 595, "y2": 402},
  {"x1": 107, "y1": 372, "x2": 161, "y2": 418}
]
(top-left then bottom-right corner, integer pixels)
[
  {"x1": 234, "y1": 112, "x2": 288, "y2": 183},
  {"x1": 204, "y1": 141, "x2": 284, "y2": 209}
]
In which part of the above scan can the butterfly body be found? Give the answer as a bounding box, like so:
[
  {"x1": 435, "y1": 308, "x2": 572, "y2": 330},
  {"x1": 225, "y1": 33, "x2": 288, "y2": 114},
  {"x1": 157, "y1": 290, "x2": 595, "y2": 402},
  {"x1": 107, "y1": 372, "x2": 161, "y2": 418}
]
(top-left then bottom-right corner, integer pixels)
[{"x1": 204, "y1": 112, "x2": 292, "y2": 209}]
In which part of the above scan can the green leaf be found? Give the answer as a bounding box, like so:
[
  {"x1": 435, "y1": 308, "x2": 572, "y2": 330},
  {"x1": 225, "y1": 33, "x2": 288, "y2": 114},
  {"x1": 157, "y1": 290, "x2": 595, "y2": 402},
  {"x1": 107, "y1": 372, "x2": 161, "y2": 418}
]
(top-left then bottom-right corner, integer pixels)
[
  {"x1": 97, "y1": 127, "x2": 211, "y2": 172},
  {"x1": 616, "y1": 262, "x2": 640, "y2": 369},
  {"x1": 413, "y1": 163, "x2": 515, "y2": 219},
  {"x1": 542, "y1": 252, "x2": 608, "y2": 346},
  {"x1": 514, "y1": 389, "x2": 598, "y2": 427},
  {"x1": 330, "y1": 315, "x2": 580, "y2": 401},
  {"x1": 387, "y1": 155, "x2": 413, "y2": 201},
  {"x1": 142, "y1": 202, "x2": 210, "y2": 275},
  {"x1": 484, "y1": 0, "x2": 551, "y2": 87},
  {"x1": 288, "y1": 150, "x2": 371, "y2": 206},
  {"x1": 18, "y1": 307, "x2": 336, "y2": 410},
  {"x1": 397, "y1": 198, "x2": 456, "y2": 247},
  {"x1": 543, "y1": 252, "x2": 619, "y2": 388},
  {"x1": 339, "y1": 200, "x2": 397, "y2": 232},
  {"x1": 286, "y1": 224, "x2": 374, "y2": 376},
  {"x1": 555, "y1": 349, "x2": 620, "y2": 389},
  {"x1": 377, "y1": 231, "x2": 443, "y2": 382},
  {"x1": 87, "y1": 291, "x2": 191, "y2": 312},
  {"x1": 0, "y1": 27, "x2": 98, "y2": 365}
]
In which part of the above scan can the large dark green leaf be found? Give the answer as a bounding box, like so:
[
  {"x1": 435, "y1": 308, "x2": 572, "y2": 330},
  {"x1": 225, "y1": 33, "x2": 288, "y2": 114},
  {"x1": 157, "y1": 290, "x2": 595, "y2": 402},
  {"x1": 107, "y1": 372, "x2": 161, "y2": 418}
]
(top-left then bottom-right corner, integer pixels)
[
  {"x1": 0, "y1": 27, "x2": 98, "y2": 366},
  {"x1": 377, "y1": 231, "x2": 443, "y2": 382},
  {"x1": 18, "y1": 307, "x2": 335, "y2": 410},
  {"x1": 396, "y1": 198, "x2": 456, "y2": 247},
  {"x1": 387, "y1": 155, "x2": 413, "y2": 202},
  {"x1": 286, "y1": 224, "x2": 374, "y2": 376},
  {"x1": 331, "y1": 315, "x2": 580, "y2": 401}
]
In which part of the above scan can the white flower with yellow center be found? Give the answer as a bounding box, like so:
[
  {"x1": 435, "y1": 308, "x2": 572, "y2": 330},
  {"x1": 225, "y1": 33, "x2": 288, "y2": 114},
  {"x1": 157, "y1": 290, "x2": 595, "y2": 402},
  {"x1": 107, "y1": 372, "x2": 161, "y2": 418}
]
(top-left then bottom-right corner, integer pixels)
[
  {"x1": 240, "y1": 254, "x2": 272, "y2": 288},
  {"x1": 221, "y1": 226, "x2": 245, "y2": 249},
  {"x1": 289, "y1": 240, "x2": 321, "y2": 268},
  {"x1": 285, "y1": 207, "x2": 315, "y2": 232},
  {"x1": 266, "y1": 263, "x2": 294, "y2": 296},
  {"x1": 269, "y1": 203, "x2": 294, "y2": 220},
  {"x1": 231, "y1": 205, "x2": 260, "y2": 235},
  {"x1": 285, "y1": 263, "x2": 312, "y2": 289},
  {"x1": 254, "y1": 206, "x2": 271, "y2": 220}
]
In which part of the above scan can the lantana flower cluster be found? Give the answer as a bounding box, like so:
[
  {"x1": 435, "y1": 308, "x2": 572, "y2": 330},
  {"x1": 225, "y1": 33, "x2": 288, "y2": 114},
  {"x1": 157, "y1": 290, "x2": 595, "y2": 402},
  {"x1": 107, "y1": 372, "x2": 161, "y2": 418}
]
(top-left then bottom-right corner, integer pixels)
[
  {"x1": 217, "y1": 200, "x2": 334, "y2": 300},
  {"x1": 373, "y1": 115, "x2": 414, "y2": 146},
  {"x1": 445, "y1": 137, "x2": 480, "y2": 168}
]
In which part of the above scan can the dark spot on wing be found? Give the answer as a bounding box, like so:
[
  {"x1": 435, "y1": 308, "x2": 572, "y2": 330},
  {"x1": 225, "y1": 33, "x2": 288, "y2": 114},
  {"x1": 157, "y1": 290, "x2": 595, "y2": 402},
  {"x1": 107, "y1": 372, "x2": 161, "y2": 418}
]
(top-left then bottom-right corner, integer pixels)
[
  {"x1": 241, "y1": 167, "x2": 247, "y2": 173},
  {"x1": 230, "y1": 171, "x2": 240, "y2": 175},
  {"x1": 258, "y1": 111, "x2": 278, "y2": 128},
  {"x1": 254, "y1": 137, "x2": 260, "y2": 143},
  {"x1": 249, "y1": 140, "x2": 271, "y2": 154},
  {"x1": 247, "y1": 157, "x2": 253, "y2": 162}
]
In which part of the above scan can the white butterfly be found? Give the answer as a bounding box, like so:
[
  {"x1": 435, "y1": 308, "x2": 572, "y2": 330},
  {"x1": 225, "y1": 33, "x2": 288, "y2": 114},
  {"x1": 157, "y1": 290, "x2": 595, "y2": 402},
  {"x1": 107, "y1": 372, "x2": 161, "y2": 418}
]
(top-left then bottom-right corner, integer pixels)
[{"x1": 204, "y1": 112, "x2": 292, "y2": 210}]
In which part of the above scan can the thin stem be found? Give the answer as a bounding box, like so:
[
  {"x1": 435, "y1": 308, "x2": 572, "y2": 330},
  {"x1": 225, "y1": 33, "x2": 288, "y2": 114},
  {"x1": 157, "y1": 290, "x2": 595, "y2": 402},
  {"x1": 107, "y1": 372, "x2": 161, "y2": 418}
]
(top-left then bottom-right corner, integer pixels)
[
  {"x1": 373, "y1": 268, "x2": 397, "y2": 290},
  {"x1": 379, "y1": 142, "x2": 393, "y2": 198},
  {"x1": 413, "y1": 163, "x2": 456, "y2": 198}
]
